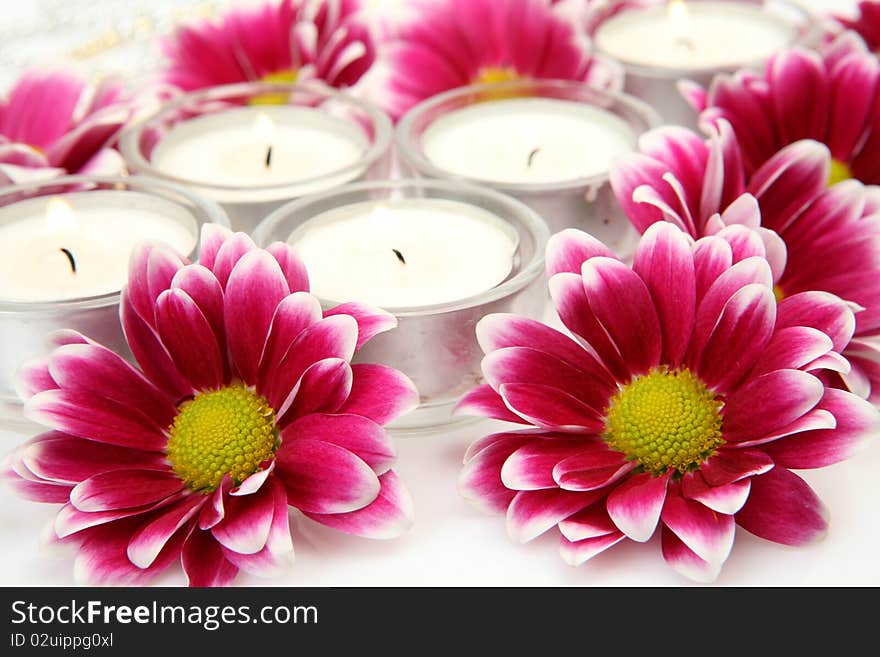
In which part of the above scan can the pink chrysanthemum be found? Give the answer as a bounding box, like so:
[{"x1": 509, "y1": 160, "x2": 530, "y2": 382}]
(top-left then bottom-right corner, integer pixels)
[
  {"x1": 0, "y1": 70, "x2": 131, "y2": 185},
  {"x1": 457, "y1": 222, "x2": 878, "y2": 582},
  {"x1": 611, "y1": 120, "x2": 880, "y2": 404},
  {"x1": 832, "y1": 1, "x2": 880, "y2": 52},
  {"x1": 3, "y1": 225, "x2": 418, "y2": 586},
  {"x1": 686, "y1": 34, "x2": 880, "y2": 185},
  {"x1": 382, "y1": 0, "x2": 621, "y2": 119},
  {"x1": 161, "y1": 0, "x2": 375, "y2": 92}
]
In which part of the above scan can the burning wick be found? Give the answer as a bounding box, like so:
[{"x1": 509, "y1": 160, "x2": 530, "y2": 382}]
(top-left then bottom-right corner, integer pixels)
[
  {"x1": 392, "y1": 248, "x2": 406, "y2": 265},
  {"x1": 60, "y1": 248, "x2": 77, "y2": 274},
  {"x1": 527, "y1": 147, "x2": 541, "y2": 168},
  {"x1": 265, "y1": 145, "x2": 273, "y2": 168}
]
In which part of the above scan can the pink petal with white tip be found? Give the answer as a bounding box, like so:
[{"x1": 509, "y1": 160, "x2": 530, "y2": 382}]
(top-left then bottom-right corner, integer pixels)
[
  {"x1": 324, "y1": 301, "x2": 397, "y2": 351},
  {"x1": 681, "y1": 473, "x2": 751, "y2": 515},
  {"x1": 70, "y1": 469, "x2": 183, "y2": 512},
  {"x1": 266, "y1": 241, "x2": 309, "y2": 293},
  {"x1": 182, "y1": 528, "x2": 238, "y2": 587},
  {"x1": 558, "y1": 503, "x2": 618, "y2": 542},
  {"x1": 501, "y1": 440, "x2": 591, "y2": 491},
  {"x1": 661, "y1": 524, "x2": 721, "y2": 583},
  {"x1": 279, "y1": 358, "x2": 352, "y2": 420},
  {"x1": 336, "y1": 363, "x2": 420, "y2": 425},
  {"x1": 507, "y1": 488, "x2": 603, "y2": 543},
  {"x1": 454, "y1": 383, "x2": 528, "y2": 424},
  {"x1": 776, "y1": 291, "x2": 856, "y2": 352},
  {"x1": 559, "y1": 531, "x2": 626, "y2": 566},
  {"x1": 126, "y1": 494, "x2": 205, "y2": 568},
  {"x1": 545, "y1": 228, "x2": 617, "y2": 277},
  {"x1": 661, "y1": 491, "x2": 735, "y2": 566},
  {"x1": 211, "y1": 481, "x2": 275, "y2": 555},
  {"x1": 606, "y1": 471, "x2": 670, "y2": 542}
]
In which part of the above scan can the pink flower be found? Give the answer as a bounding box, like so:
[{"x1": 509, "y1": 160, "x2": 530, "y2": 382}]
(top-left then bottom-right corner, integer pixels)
[
  {"x1": 686, "y1": 34, "x2": 880, "y2": 185},
  {"x1": 0, "y1": 70, "x2": 131, "y2": 185},
  {"x1": 382, "y1": 0, "x2": 621, "y2": 119},
  {"x1": 3, "y1": 225, "x2": 418, "y2": 586},
  {"x1": 457, "y1": 222, "x2": 878, "y2": 582},
  {"x1": 832, "y1": 1, "x2": 880, "y2": 52},
  {"x1": 161, "y1": 0, "x2": 375, "y2": 92},
  {"x1": 611, "y1": 120, "x2": 880, "y2": 404}
]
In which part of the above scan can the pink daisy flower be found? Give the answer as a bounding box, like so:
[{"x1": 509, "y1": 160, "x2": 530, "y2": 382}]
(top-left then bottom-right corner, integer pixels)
[
  {"x1": 457, "y1": 222, "x2": 878, "y2": 582},
  {"x1": 610, "y1": 120, "x2": 880, "y2": 403},
  {"x1": 0, "y1": 70, "x2": 131, "y2": 185},
  {"x1": 832, "y1": 1, "x2": 880, "y2": 52},
  {"x1": 3, "y1": 225, "x2": 418, "y2": 586},
  {"x1": 686, "y1": 33, "x2": 880, "y2": 185},
  {"x1": 161, "y1": 0, "x2": 375, "y2": 92},
  {"x1": 382, "y1": 0, "x2": 621, "y2": 119}
]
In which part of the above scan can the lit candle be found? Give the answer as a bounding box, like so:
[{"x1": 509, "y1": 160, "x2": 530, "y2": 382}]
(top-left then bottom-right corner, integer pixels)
[
  {"x1": 0, "y1": 191, "x2": 197, "y2": 302},
  {"x1": 254, "y1": 179, "x2": 548, "y2": 430},
  {"x1": 121, "y1": 82, "x2": 393, "y2": 233},
  {"x1": 592, "y1": 0, "x2": 815, "y2": 126},
  {"x1": 594, "y1": 1, "x2": 797, "y2": 70},
  {"x1": 288, "y1": 199, "x2": 518, "y2": 308},
  {"x1": 149, "y1": 106, "x2": 367, "y2": 198},
  {"x1": 420, "y1": 97, "x2": 637, "y2": 185},
  {"x1": 0, "y1": 176, "x2": 228, "y2": 425},
  {"x1": 396, "y1": 80, "x2": 658, "y2": 259}
]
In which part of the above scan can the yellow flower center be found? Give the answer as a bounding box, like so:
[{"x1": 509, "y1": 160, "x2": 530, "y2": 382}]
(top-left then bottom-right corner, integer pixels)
[
  {"x1": 476, "y1": 66, "x2": 520, "y2": 85},
  {"x1": 773, "y1": 284, "x2": 785, "y2": 303},
  {"x1": 828, "y1": 158, "x2": 852, "y2": 187},
  {"x1": 166, "y1": 385, "x2": 278, "y2": 493},
  {"x1": 250, "y1": 69, "x2": 299, "y2": 105},
  {"x1": 604, "y1": 367, "x2": 724, "y2": 476}
]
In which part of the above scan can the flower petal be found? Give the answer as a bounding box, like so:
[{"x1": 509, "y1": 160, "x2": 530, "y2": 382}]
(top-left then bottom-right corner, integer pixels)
[
  {"x1": 606, "y1": 471, "x2": 670, "y2": 542},
  {"x1": 735, "y1": 467, "x2": 828, "y2": 546},
  {"x1": 498, "y1": 383, "x2": 605, "y2": 431},
  {"x1": 700, "y1": 449, "x2": 774, "y2": 486},
  {"x1": 765, "y1": 388, "x2": 880, "y2": 468},
  {"x1": 126, "y1": 494, "x2": 204, "y2": 568},
  {"x1": 282, "y1": 412, "x2": 396, "y2": 474},
  {"x1": 266, "y1": 241, "x2": 309, "y2": 293},
  {"x1": 661, "y1": 524, "x2": 721, "y2": 583},
  {"x1": 661, "y1": 490, "x2": 735, "y2": 566},
  {"x1": 506, "y1": 488, "x2": 603, "y2": 543},
  {"x1": 454, "y1": 383, "x2": 527, "y2": 424},
  {"x1": 224, "y1": 250, "x2": 290, "y2": 384},
  {"x1": 303, "y1": 470, "x2": 414, "y2": 539},
  {"x1": 458, "y1": 433, "x2": 535, "y2": 514},
  {"x1": 501, "y1": 440, "x2": 591, "y2": 491},
  {"x1": 336, "y1": 363, "x2": 419, "y2": 425},
  {"x1": 280, "y1": 358, "x2": 352, "y2": 420},
  {"x1": 211, "y1": 481, "x2": 275, "y2": 555},
  {"x1": 545, "y1": 228, "x2": 617, "y2": 277},
  {"x1": 559, "y1": 531, "x2": 626, "y2": 567},
  {"x1": 776, "y1": 291, "x2": 856, "y2": 353},
  {"x1": 274, "y1": 438, "x2": 380, "y2": 514},
  {"x1": 558, "y1": 503, "x2": 618, "y2": 542},
  {"x1": 155, "y1": 288, "x2": 225, "y2": 390},
  {"x1": 182, "y1": 528, "x2": 239, "y2": 587},
  {"x1": 324, "y1": 301, "x2": 397, "y2": 351},
  {"x1": 680, "y1": 473, "x2": 751, "y2": 515},
  {"x1": 70, "y1": 469, "x2": 183, "y2": 512},
  {"x1": 257, "y1": 292, "x2": 323, "y2": 391}
]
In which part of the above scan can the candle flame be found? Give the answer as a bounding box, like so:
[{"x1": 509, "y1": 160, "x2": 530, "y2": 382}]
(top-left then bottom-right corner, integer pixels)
[
  {"x1": 46, "y1": 197, "x2": 77, "y2": 233},
  {"x1": 254, "y1": 112, "x2": 275, "y2": 141},
  {"x1": 667, "y1": 0, "x2": 689, "y2": 21}
]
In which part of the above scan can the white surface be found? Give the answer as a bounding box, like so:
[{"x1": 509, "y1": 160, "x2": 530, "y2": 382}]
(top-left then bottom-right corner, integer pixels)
[
  {"x1": 594, "y1": 2, "x2": 796, "y2": 70},
  {"x1": 1, "y1": 414, "x2": 879, "y2": 587},
  {"x1": 0, "y1": 191, "x2": 197, "y2": 301},
  {"x1": 421, "y1": 98, "x2": 637, "y2": 184},
  {"x1": 289, "y1": 199, "x2": 517, "y2": 308}
]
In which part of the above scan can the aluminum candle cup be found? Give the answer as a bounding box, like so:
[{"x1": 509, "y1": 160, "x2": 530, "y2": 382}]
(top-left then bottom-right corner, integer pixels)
[
  {"x1": 253, "y1": 179, "x2": 550, "y2": 431},
  {"x1": 0, "y1": 175, "x2": 229, "y2": 428},
  {"x1": 119, "y1": 81, "x2": 393, "y2": 234},
  {"x1": 395, "y1": 79, "x2": 659, "y2": 262},
  {"x1": 593, "y1": 0, "x2": 820, "y2": 128}
]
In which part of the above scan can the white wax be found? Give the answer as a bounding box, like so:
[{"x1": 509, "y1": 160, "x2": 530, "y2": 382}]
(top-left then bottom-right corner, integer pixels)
[
  {"x1": 594, "y1": 1, "x2": 797, "y2": 70},
  {"x1": 288, "y1": 199, "x2": 518, "y2": 308},
  {"x1": 150, "y1": 106, "x2": 368, "y2": 202},
  {"x1": 420, "y1": 98, "x2": 637, "y2": 185},
  {"x1": 0, "y1": 191, "x2": 198, "y2": 302}
]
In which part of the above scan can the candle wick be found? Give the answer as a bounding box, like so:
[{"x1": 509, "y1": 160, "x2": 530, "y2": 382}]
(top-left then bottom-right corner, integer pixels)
[
  {"x1": 527, "y1": 147, "x2": 541, "y2": 168},
  {"x1": 392, "y1": 248, "x2": 406, "y2": 265},
  {"x1": 60, "y1": 248, "x2": 77, "y2": 274},
  {"x1": 674, "y1": 36, "x2": 695, "y2": 51},
  {"x1": 265, "y1": 145, "x2": 273, "y2": 168}
]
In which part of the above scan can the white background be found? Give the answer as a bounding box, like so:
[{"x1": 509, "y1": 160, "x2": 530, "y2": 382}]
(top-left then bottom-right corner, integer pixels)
[{"x1": 1, "y1": 0, "x2": 877, "y2": 587}]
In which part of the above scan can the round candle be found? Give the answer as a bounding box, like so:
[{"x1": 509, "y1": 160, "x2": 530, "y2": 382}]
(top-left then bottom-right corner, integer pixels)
[
  {"x1": 150, "y1": 105, "x2": 369, "y2": 201},
  {"x1": 594, "y1": 1, "x2": 797, "y2": 71},
  {"x1": 288, "y1": 199, "x2": 519, "y2": 308},
  {"x1": 0, "y1": 191, "x2": 197, "y2": 302},
  {"x1": 420, "y1": 97, "x2": 637, "y2": 185}
]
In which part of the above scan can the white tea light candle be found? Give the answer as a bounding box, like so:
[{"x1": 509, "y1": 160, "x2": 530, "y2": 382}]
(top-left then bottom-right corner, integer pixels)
[
  {"x1": 150, "y1": 106, "x2": 368, "y2": 200},
  {"x1": 288, "y1": 199, "x2": 518, "y2": 308},
  {"x1": 0, "y1": 191, "x2": 197, "y2": 302},
  {"x1": 421, "y1": 98, "x2": 637, "y2": 185},
  {"x1": 594, "y1": 1, "x2": 797, "y2": 71}
]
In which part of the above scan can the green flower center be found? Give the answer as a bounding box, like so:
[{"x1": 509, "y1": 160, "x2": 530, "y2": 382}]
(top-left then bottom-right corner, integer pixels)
[
  {"x1": 829, "y1": 158, "x2": 852, "y2": 187},
  {"x1": 250, "y1": 69, "x2": 299, "y2": 105},
  {"x1": 167, "y1": 385, "x2": 278, "y2": 493},
  {"x1": 604, "y1": 367, "x2": 724, "y2": 476}
]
